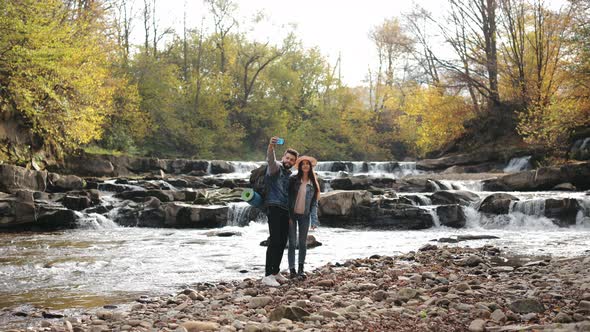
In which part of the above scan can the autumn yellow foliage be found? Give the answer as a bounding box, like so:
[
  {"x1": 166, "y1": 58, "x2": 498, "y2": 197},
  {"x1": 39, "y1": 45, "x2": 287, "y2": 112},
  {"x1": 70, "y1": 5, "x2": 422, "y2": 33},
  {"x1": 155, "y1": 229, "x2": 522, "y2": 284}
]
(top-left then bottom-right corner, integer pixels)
[{"x1": 394, "y1": 87, "x2": 474, "y2": 157}]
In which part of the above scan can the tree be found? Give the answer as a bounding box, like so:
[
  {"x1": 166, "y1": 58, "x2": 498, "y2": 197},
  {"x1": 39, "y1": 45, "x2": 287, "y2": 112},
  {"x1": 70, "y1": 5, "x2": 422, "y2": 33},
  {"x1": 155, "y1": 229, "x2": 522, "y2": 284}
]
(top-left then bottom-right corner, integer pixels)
[{"x1": 0, "y1": 0, "x2": 122, "y2": 152}]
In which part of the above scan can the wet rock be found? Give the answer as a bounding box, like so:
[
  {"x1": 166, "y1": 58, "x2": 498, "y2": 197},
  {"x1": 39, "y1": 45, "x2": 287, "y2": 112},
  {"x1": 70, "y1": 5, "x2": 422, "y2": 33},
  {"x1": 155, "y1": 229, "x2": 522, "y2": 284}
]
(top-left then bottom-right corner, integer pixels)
[
  {"x1": 0, "y1": 164, "x2": 47, "y2": 193},
  {"x1": 35, "y1": 206, "x2": 79, "y2": 230},
  {"x1": 509, "y1": 298, "x2": 545, "y2": 314},
  {"x1": 419, "y1": 244, "x2": 438, "y2": 251},
  {"x1": 42, "y1": 311, "x2": 64, "y2": 318},
  {"x1": 544, "y1": 198, "x2": 580, "y2": 227},
  {"x1": 460, "y1": 255, "x2": 484, "y2": 267},
  {"x1": 431, "y1": 190, "x2": 480, "y2": 206},
  {"x1": 306, "y1": 235, "x2": 322, "y2": 248},
  {"x1": 553, "y1": 182, "x2": 577, "y2": 191},
  {"x1": 164, "y1": 203, "x2": 228, "y2": 228},
  {"x1": 209, "y1": 160, "x2": 235, "y2": 174},
  {"x1": 115, "y1": 190, "x2": 174, "y2": 203},
  {"x1": 483, "y1": 161, "x2": 590, "y2": 191},
  {"x1": 318, "y1": 190, "x2": 372, "y2": 216},
  {"x1": 47, "y1": 173, "x2": 85, "y2": 192},
  {"x1": 436, "y1": 204, "x2": 466, "y2": 228},
  {"x1": 205, "y1": 230, "x2": 242, "y2": 237},
  {"x1": 61, "y1": 195, "x2": 92, "y2": 211},
  {"x1": 330, "y1": 177, "x2": 373, "y2": 190},
  {"x1": 479, "y1": 193, "x2": 519, "y2": 215}
]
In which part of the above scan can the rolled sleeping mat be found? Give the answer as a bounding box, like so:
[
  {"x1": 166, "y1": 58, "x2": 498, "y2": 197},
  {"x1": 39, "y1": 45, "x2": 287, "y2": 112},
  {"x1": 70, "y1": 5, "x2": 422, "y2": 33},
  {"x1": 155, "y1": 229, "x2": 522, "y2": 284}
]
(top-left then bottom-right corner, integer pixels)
[{"x1": 241, "y1": 188, "x2": 264, "y2": 208}]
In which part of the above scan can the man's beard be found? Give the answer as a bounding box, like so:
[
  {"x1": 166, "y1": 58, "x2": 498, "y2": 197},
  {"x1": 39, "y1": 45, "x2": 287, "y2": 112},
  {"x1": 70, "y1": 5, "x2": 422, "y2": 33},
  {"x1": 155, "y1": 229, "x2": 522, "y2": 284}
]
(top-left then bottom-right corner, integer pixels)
[{"x1": 282, "y1": 161, "x2": 292, "y2": 169}]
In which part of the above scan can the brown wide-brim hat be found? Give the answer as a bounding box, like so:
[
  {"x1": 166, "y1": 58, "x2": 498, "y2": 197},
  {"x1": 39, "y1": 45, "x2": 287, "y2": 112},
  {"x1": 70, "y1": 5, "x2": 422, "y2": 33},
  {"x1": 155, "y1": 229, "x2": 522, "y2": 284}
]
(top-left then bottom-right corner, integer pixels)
[{"x1": 294, "y1": 156, "x2": 318, "y2": 169}]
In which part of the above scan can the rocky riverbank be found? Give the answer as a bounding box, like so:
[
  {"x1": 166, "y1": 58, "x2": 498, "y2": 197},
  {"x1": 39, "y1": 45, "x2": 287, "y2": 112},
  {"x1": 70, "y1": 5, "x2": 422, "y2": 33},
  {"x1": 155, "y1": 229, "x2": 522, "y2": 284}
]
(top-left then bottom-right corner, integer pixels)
[{"x1": 5, "y1": 246, "x2": 589, "y2": 332}]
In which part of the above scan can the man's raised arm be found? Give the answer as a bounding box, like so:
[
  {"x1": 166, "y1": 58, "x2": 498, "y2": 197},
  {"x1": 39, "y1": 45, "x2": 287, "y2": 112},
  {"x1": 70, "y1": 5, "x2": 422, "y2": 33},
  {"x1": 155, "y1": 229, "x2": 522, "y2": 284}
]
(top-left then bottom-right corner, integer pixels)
[{"x1": 267, "y1": 136, "x2": 279, "y2": 176}]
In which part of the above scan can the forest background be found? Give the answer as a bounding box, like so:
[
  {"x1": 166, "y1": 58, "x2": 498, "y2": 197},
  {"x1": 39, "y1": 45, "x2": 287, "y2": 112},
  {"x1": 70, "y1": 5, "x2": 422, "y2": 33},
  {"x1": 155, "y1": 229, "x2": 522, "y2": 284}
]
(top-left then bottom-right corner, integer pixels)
[{"x1": 1, "y1": 0, "x2": 589, "y2": 164}]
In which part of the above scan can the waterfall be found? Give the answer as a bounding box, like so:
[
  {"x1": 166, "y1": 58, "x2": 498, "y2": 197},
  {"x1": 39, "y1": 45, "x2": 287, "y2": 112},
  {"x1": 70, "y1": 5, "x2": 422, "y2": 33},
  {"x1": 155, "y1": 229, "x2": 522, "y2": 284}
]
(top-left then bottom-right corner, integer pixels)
[
  {"x1": 576, "y1": 198, "x2": 590, "y2": 227},
  {"x1": 427, "y1": 179, "x2": 441, "y2": 192},
  {"x1": 76, "y1": 212, "x2": 119, "y2": 229},
  {"x1": 227, "y1": 202, "x2": 266, "y2": 226},
  {"x1": 504, "y1": 156, "x2": 532, "y2": 173},
  {"x1": 351, "y1": 162, "x2": 367, "y2": 173},
  {"x1": 315, "y1": 161, "x2": 335, "y2": 172},
  {"x1": 509, "y1": 199, "x2": 545, "y2": 216},
  {"x1": 427, "y1": 207, "x2": 441, "y2": 227},
  {"x1": 228, "y1": 161, "x2": 264, "y2": 174}
]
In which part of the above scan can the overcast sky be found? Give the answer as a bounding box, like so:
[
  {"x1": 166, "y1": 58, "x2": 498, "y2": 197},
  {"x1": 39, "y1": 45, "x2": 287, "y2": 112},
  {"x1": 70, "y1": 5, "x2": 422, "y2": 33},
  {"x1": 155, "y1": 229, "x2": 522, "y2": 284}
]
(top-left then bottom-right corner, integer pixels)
[
  {"x1": 137, "y1": 0, "x2": 566, "y2": 87},
  {"x1": 130, "y1": 0, "x2": 442, "y2": 86}
]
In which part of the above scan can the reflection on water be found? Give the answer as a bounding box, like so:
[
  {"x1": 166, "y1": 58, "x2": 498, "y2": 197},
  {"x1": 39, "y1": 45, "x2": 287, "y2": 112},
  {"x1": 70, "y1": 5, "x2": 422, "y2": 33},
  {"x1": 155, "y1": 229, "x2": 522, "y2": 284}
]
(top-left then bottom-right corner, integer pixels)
[{"x1": 1, "y1": 222, "x2": 589, "y2": 311}]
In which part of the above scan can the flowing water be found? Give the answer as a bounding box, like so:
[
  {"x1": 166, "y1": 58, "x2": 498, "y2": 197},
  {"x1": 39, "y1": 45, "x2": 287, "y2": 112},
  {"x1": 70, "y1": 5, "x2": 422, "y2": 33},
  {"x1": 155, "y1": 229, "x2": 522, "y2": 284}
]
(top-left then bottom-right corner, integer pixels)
[{"x1": 1, "y1": 160, "x2": 589, "y2": 317}]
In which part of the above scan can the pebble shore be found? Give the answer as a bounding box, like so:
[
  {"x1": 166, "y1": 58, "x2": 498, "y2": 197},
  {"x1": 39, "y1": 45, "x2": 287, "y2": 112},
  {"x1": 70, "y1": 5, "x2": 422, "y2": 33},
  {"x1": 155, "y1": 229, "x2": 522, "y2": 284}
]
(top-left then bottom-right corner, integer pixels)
[{"x1": 4, "y1": 245, "x2": 590, "y2": 332}]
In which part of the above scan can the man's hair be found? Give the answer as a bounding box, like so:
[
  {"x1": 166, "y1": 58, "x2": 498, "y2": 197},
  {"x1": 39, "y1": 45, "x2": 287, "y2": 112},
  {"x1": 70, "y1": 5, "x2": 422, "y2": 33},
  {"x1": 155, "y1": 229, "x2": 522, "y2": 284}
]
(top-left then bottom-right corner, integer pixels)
[{"x1": 284, "y1": 148, "x2": 299, "y2": 159}]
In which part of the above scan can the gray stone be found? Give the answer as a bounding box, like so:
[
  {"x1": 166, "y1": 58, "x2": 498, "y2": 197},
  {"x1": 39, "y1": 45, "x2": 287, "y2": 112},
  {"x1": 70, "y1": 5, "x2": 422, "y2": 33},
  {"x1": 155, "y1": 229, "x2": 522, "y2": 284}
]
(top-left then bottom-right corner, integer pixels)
[
  {"x1": 396, "y1": 288, "x2": 418, "y2": 301},
  {"x1": 0, "y1": 164, "x2": 47, "y2": 193},
  {"x1": 553, "y1": 312, "x2": 573, "y2": 323},
  {"x1": 509, "y1": 298, "x2": 545, "y2": 314},
  {"x1": 248, "y1": 296, "x2": 272, "y2": 309},
  {"x1": 468, "y1": 319, "x2": 486, "y2": 332},
  {"x1": 181, "y1": 321, "x2": 220, "y2": 331},
  {"x1": 269, "y1": 306, "x2": 310, "y2": 322},
  {"x1": 579, "y1": 300, "x2": 590, "y2": 312},
  {"x1": 490, "y1": 309, "x2": 507, "y2": 323},
  {"x1": 318, "y1": 190, "x2": 372, "y2": 216}
]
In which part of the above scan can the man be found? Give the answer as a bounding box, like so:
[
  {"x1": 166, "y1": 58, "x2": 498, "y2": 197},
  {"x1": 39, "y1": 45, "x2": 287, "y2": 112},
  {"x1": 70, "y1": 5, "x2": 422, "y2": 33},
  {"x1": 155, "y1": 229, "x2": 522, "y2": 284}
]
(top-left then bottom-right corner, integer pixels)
[{"x1": 261, "y1": 136, "x2": 298, "y2": 287}]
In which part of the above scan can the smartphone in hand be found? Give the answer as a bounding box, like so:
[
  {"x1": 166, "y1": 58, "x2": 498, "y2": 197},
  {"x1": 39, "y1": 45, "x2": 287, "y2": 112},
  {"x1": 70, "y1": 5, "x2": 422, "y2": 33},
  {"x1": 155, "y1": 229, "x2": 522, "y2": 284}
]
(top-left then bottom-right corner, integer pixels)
[{"x1": 276, "y1": 138, "x2": 285, "y2": 145}]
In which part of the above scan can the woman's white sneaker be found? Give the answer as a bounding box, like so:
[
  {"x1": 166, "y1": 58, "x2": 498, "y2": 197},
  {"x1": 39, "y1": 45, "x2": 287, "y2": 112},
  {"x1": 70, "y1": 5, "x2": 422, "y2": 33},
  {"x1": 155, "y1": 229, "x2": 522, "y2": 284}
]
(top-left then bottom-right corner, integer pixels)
[
  {"x1": 261, "y1": 275, "x2": 280, "y2": 287},
  {"x1": 274, "y1": 273, "x2": 289, "y2": 283}
]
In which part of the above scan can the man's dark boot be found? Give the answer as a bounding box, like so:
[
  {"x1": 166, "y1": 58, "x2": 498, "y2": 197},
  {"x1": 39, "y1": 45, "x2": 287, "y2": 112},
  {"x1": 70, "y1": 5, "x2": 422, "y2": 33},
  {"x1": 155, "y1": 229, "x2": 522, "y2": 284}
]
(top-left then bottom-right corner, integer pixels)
[
  {"x1": 298, "y1": 264, "x2": 306, "y2": 279},
  {"x1": 289, "y1": 268, "x2": 297, "y2": 279}
]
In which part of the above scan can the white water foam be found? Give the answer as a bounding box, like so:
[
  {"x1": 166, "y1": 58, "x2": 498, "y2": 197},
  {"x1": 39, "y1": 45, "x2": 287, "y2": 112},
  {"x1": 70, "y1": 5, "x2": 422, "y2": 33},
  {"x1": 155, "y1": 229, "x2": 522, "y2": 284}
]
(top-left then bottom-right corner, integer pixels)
[
  {"x1": 463, "y1": 206, "x2": 558, "y2": 230},
  {"x1": 76, "y1": 212, "x2": 119, "y2": 229}
]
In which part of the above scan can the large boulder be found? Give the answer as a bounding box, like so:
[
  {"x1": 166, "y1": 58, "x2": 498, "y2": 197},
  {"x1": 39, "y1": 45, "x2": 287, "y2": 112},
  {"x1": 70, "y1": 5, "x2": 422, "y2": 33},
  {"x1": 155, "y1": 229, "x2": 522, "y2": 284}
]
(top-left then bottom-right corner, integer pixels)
[
  {"x1": 47, "y1": 173, "x2": 85, "y2": 192},
  {"x1": 391, "y1": 178, "x2": 440, "y2": 193},
  {"x1": 483, "y1": 161, "x2": 590, "y2": 191},
  {"x1": 35, "y1": 206, "x2": 79, "y2": 230},
  {"x1": 318, "y1": 190, "x2": 372, "y2": 216},
  {"x1": 0, "y1": 164, "x2": 47, "y2": 193},
  {"x1": 544, "y1": 198, "x2": 580, "y2": 227},
  {"x1": 351, "y1": 204, "x2": 435, "y2": 229},
  {"x1": 570, "y1": 137, "x2": 590, "y2": 160},
  {"x1": 161, "y1": 159, "x2": 208, "y2": 175},
  {"x1": 436, "y1": 205, "x2": 467, "y2": 228},
  {"x1": 430, "y1": 190, "x2": 480, "y2": 206},
  {"x1": 164, "y1": 203, "x2": 228, "y2": 228},
  {"x1": 417, "y1": 148, "x2": 539, "y2": 171},
  {"x1": 62, "y1": 154, "x2": 115, "y2": 177},
  {"x1": 114, "y1": 190, "x2": 174, "y2": 202},
  {"x1": 478, "y1": 193, "x2": 519, "y2": 215},
  {"x1": 319, "y1": 200, "x2": 434, "y2": 229},
  {"x1": 330, "y1": 177, "x2": 372, "y2": 190},
  {"x1": 209, "y1": 160, "x2": 235, "y2": 174}
]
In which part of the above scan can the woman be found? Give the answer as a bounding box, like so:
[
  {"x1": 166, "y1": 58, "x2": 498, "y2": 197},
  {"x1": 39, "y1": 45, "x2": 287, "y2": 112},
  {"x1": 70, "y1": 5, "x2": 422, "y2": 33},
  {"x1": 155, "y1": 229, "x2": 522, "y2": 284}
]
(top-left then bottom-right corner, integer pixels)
[{"x1": 287, "y1": 155, "x2": 320, "y2": 279}]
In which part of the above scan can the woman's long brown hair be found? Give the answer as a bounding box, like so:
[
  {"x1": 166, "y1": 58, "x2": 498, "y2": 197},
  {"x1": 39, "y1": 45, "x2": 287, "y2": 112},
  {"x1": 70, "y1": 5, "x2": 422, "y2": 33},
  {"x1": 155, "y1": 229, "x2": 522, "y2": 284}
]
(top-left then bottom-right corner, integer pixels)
[{"x1": 297, "y1": 161, "x2": 321, "y2": 200}]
